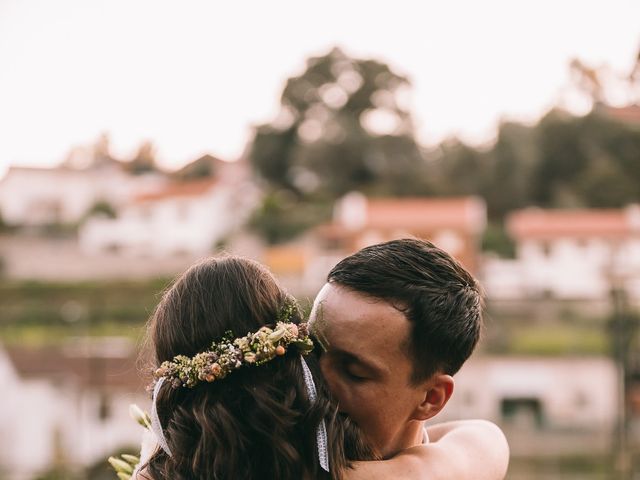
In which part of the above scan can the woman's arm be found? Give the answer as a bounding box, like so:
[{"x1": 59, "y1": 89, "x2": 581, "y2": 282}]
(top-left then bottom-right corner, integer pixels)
[{"x1": 346, "y1": 420, "x2": 509, "y2": 480}]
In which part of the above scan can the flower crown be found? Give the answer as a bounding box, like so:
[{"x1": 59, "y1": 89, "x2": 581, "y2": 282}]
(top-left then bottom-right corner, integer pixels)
[{"x1": 153, "y1": 304, "x2": 314, "y2": 389}]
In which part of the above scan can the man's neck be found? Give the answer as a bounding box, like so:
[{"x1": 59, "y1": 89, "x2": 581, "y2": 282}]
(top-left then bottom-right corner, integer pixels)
[{"x1": 381, "y1": 420, "x2": 426, "y2": 459}]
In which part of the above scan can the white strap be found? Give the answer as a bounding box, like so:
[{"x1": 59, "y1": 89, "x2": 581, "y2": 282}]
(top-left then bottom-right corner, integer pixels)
[
  {"x1": 300, "y1": 356, "x2": 330, "y2": 472},
  {"x1": 150, "y1": 377, "x2": 173, "y2": 457}
]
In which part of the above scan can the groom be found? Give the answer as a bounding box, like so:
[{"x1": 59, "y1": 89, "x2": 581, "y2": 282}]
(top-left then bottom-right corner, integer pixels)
[{"x1": 309, "y1": 238, "x2": 502, "y2": 466}]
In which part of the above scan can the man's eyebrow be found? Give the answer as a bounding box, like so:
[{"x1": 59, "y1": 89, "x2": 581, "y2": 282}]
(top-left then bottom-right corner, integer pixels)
[{"x1": 332, "y1": 348, "x2": 387, "y2": 375}]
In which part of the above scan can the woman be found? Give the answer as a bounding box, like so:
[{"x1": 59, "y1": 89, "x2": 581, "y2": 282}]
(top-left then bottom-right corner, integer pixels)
[
  {"x1": 137, "y1": 255, "x2": 508, "y2": 480},
  {"x1": 138, "y1": 255, "x2": 373, "y2": 480}
]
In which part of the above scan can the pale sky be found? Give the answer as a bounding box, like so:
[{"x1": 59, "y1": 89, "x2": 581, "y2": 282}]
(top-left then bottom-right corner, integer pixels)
[{"x1": 0, "y1": 0, "x2": 638, "y2": 175}]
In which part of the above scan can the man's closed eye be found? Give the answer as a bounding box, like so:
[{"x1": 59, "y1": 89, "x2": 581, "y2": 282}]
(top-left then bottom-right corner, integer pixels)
[{"x1": 343, "y1": 365, "x2": 370, "y2": 383}]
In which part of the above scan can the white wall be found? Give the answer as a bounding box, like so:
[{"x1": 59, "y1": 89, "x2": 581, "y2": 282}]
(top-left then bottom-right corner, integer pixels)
[
  {"x1": 440, "y1": 356, "x2": 617, "y2": 430},
  {"x1": 483, "y1": 237, "x2": 640, "y2": 300},
  {"x1": 0, "y1": 167, "x2": 165, "y2": 226},
  {"x1": 79, "y1": 181, "x2": 258, "y2": 257},
  {"x1": 0, "y1": 347, "x2": 148, "y2": 480}
]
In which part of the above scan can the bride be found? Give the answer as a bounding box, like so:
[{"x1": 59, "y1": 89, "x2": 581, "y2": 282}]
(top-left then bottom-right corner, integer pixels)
[{"x1": 135, "y1": 255, "x2": 507, "y2": 479}]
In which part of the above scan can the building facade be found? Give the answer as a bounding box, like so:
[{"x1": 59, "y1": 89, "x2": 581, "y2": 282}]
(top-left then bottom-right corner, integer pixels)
[{"x1": 483, "y1": 205, "x2": 640, "y2": 301}]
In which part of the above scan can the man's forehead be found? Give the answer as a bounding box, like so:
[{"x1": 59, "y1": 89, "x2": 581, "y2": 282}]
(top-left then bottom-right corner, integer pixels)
[
  {"x1": 309, "y1": 283, "x2": 411, "y2": 357},
  {"x1": 309, "y1": 283, "x2": 378, "y2": 333}
]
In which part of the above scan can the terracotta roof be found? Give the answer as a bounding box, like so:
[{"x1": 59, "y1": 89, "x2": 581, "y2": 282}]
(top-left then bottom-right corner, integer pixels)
[
  {"x1": 315, "y1": 222, "x2": 349, "y2": 239},
  {"x1": 134, "y1": 178, "x2": 217, "y2": 203},
  {"x1": 364, "y1": 197, "x2": 485, "y2": 232},
  {"x1": 604, "y1": 104, "x2": 640, "y2": 124},
  {"x1": 507, "y1": 208, "x2": 636, "y2": 239}
]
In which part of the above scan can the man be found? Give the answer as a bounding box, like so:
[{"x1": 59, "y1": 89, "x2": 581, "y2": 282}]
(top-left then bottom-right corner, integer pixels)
[{"x1": 309, "y1": 238, "x2": 509, "y2": 479}]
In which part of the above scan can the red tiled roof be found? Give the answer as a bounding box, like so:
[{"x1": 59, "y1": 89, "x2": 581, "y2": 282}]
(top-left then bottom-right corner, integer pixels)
[
  {"x1": 604, "y1": 104, "x2": 640, "y2": 124},
  {"x1": 507, "y1": 208, "x2": 632, "y2": 239},
  {"x1": 364, "y1": 197, "x2": 485, "y2": 232},
  {"x1": 134, "y1": 178, "x2": 217, "y2": 203}
]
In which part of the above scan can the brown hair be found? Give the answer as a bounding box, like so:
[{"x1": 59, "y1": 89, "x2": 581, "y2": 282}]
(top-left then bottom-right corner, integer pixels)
[
  {"x1": 144, "y1": 256, "x2": 372, "y2": 480},
  {"x1": 328, "y1": 238, "x2": 483, "y2": 383}
]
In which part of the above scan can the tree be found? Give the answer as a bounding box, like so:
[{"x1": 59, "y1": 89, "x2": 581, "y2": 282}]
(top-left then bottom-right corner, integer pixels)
[
  {"x1": 247, "y1": 47, "x2": 428, "y2": 243},
  {"x1": 482, "y1": 122, "x2": 537, "y2": 219},
  {"x1": 125, "y1": 140, "x2": 159, "y2": 175},
  {"x1": 172, "y1": 154, "x2": 222, "y2": 180},
  {"x1": 531, "y1": 109, "x2": 640, "y2": 208},
  {"x1": 61, "y1": 133, "x2": 118, "y2": 170}
]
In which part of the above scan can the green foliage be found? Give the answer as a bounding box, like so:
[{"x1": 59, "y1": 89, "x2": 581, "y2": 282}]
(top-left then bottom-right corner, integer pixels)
[
  {"x1": 40, "y1": 222, "x2": 79, "y2": 238},
  {"x1": 85, "y1": 200, "x2": 117, "y2": 219},
  {"x1": 482, "y1": 122, "x2": 538, "y2": 218},
  {"x1": 429, "y1": 108, "x2": 640, "y2": 222},
  {"x1": 530, "y1": 109, "x2": 640, "y2": 208},
  {"x1": 1, "y1": 322, "x2": 143, "y2": 346},
  {"x1": 123, "y1": 140, "x2": 159, "y2": 175},
  {"x1": 248, "y1": 48, "x2": 640, "y2": 244},
  {"x1": 482, "y1": 222, "x2": 515, "y2": 258},
  {"x1": 172, "y1": 154, "x2": 221, "y2": 180},
  {"x1": 249, "y1": 190, "x2": 332, "y2": 244},
  {"x1": 0, "y1": 208, "x2": 9, "y2": 232},
  {"x1": 507, "y1": 326, "x2": 608, "y2": 355},
  {"x1": 31, "y1": 467, "x2": 80, "y2": 480},
  {"x1": 96, "y1": 447, "x2": 141, "y2": 480},
  {"x1": 247, "y1": 47, "x2": 428, "y2": 242},
  {"x1": 0, "y1": 279, "x2": 169, "y2": 344}
]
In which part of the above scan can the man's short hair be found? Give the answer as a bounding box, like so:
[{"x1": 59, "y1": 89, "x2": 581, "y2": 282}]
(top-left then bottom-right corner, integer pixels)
[{"x1": 327, "y1": 238, "x2": 483, "y2": 383}]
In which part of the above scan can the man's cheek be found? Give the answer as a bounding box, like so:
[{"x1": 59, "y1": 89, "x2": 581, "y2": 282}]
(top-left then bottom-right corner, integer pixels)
[
  {"x1": 319, "y1": 363, "x2": 347, "y2": 402},
  {"x1": 337, "y1": 385, "x2": 372, "y2": 414}
]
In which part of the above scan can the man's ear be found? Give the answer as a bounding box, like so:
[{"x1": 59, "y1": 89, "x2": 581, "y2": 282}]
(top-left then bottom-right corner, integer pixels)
[{"x1": 411, "y1": 374, "x2": 454, "y2": 421}]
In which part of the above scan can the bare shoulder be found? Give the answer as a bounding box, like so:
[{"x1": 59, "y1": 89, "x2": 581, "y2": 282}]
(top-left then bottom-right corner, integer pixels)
[
  {"x1": 426, "y1": 419, "x2": 506, "y2": 442},
  {"x1": 421, "y1": 419, "x2": 509, "y2": 480},
  {"x1": 347, "y1": 420, "x2": 509, "y2": 480}
]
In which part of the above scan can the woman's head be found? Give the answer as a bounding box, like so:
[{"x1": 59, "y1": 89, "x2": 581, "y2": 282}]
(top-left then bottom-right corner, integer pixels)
[
  {"x1": 151, "y1": 255, "x2": 294, "y2": 364},
  {"x1": 145, "y1": 256, "x2": 371, "y2": 480}
]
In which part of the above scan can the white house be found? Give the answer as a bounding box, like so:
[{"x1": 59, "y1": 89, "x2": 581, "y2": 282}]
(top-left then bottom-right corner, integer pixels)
[
  {"x1": 435, "y1": 355, "x2": 619, "y2": 456},
  {"x1": 320, "y1": 193, "x2": 486, "y2": 274},
  {"x1": 483, "y1": 205, "x2": 640, "y2": 300},
  {"x1": 441, "y1": 356, "x2": 617, "y2": 430},
  {"x1": 0, "y1": 341, "x2": 148, "y2": 480},
  {"x1": 0, "y1": 165, "x2": 165, "y2": 227},
  {"x1": 79, "y1": 175, "x2": 258, "y2": 257}
]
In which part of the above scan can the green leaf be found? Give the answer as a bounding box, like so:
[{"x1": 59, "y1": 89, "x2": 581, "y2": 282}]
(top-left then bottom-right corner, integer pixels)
[
  {"x1": 121, "y1": 454, "x2": 140, "y2": 465},
  {"x1": 108, "y1": 457, "x2": 134, "y2": 474}
]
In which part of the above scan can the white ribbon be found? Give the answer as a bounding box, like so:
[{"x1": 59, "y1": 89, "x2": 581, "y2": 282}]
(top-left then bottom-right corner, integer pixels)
[
  {"x1": 300, "y1": 356, "x2": 330, "y2": 472},
  {"x1": 150, "y1": 377, "x2": 173, "y2": 457}
]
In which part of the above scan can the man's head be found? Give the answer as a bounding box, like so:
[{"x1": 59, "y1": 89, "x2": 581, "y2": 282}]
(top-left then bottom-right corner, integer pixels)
[{"x1": 309, "y1": 238, "x2": 483, "y2": 456}]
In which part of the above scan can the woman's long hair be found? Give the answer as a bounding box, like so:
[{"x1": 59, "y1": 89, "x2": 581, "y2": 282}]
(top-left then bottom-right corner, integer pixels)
[{"x1": 143, "y1": 256, "x2": 373, "y2": 480}]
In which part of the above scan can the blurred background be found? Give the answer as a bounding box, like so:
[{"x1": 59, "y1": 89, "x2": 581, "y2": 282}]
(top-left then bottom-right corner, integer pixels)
[{"x1": 1, "y1": 1, "x2": 640, "y2": 478}]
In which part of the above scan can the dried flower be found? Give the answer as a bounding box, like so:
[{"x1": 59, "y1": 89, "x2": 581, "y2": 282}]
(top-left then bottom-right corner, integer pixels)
[
  {"x1": 129, "y1": 404, "x2": 152, "y2": 429},
  {"x1": 108, "y1": 457, "x2": 134, "y2": 475},
  {"x1": 150, "y1": 306, "x2": 314, "y2": 390}
]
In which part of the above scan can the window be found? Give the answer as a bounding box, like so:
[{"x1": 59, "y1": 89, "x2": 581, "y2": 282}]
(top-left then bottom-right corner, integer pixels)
[
  {"x1": 501, "y1": 397, "x2": 544, "y2": 430},
  {"x1": 98, "y1": 393, "x2": 111, "y2": 421}
]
